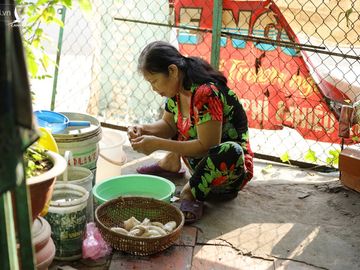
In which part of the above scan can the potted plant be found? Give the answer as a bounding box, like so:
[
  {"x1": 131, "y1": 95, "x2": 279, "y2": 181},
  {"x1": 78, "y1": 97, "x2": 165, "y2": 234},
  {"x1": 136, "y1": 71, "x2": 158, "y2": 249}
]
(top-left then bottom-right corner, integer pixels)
[{"x1": 24, "y1": 145, "x2": 67, "y2": 220}]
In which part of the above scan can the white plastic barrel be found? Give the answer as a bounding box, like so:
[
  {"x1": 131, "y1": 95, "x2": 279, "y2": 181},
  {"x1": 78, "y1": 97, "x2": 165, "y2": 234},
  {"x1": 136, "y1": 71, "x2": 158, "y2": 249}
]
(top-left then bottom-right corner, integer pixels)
[
  {"x1": 96, "y1": 128, "x2": 127, "y2": 182},
  {"x1": 53, "y1": 112, "x2": 102, "y2": 186}
]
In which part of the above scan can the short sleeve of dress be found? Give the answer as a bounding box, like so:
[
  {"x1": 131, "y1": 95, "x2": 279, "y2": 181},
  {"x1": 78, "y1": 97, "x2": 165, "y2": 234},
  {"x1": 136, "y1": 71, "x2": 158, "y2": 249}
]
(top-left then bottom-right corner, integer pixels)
[{"x1": 193, "y1": 84, "x2": 223, "y2": 125}]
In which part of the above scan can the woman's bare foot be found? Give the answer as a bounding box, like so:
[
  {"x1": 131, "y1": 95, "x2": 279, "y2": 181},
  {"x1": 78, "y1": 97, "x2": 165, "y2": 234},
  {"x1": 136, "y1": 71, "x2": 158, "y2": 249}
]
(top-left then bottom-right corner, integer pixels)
[
  {"x1": 158, "y1": 152, "x2": 182, "y2": 172},
  {"x1": 180, "y1": 182, "x2": 195, "y2": 201}
]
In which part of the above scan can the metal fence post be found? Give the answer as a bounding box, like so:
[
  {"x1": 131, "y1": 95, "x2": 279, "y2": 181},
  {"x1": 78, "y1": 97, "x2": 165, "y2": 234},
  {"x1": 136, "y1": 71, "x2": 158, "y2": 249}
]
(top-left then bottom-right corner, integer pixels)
[
  {"x1": 210, "y1": 0, "x2": 223, "y2": 69},
  {"x1": 51, "y1": 6, "x2": 67, "y2": 111}
]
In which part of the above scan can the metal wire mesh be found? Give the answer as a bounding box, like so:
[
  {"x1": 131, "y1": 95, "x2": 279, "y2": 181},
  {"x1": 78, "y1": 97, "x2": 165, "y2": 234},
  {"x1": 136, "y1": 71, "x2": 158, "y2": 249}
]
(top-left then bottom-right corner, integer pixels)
[{"x1": 31, "y1": 0, "x2": 360, "y2": 167}]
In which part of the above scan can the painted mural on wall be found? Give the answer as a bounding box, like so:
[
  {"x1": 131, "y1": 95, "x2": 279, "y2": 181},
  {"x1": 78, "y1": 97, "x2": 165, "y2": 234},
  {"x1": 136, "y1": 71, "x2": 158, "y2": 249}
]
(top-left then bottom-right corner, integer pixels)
[{"x1": 172, "y1": 0, "x2": 359, "y2": 144}]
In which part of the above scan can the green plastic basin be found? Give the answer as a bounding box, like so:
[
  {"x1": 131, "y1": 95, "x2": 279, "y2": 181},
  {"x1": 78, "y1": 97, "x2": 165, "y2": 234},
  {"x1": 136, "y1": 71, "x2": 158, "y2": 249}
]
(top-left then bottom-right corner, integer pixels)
[{"x1": 92, "y1": 174, "x2": 176, "y2": 204}]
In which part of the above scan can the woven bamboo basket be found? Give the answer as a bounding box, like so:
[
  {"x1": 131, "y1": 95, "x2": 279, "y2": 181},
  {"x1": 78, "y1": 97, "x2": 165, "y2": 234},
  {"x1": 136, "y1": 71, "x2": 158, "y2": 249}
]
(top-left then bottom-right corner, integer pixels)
[{"x1": 95, "y1": 196, "x2": 185, "y2": 256}]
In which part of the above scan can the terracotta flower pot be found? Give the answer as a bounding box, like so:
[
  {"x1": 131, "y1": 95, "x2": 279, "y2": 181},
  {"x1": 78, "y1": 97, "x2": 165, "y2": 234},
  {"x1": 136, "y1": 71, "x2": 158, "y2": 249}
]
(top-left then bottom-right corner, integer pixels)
[{"x1": 27, "y1": 150, "x2": 67, "y2": 221}]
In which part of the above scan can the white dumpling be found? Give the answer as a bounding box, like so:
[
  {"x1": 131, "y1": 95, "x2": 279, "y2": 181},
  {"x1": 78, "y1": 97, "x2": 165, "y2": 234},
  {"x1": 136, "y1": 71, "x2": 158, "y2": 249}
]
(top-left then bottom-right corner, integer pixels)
[
  {"x1": 123, "y1": 216, "x2": 141, "y2": 231},
  {"x1": 111, "y1": 227, "x2": 128, "y2": 235},
  {"x1": 164, "y1": 221, "x2": 177, "y2": 232}
]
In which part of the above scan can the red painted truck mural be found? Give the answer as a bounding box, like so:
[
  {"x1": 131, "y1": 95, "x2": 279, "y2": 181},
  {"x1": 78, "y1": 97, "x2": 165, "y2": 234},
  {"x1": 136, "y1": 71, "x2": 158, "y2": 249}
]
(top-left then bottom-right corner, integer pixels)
[{"x1": 172, "y1": 0, "x2": 359, "y2": 144}]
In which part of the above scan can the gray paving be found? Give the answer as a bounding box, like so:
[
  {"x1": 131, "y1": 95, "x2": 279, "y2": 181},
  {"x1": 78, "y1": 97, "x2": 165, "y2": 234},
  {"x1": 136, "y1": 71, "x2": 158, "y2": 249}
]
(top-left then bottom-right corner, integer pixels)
[{"x1": 52, "y1": 143, "x2": 360, "y2": 270}]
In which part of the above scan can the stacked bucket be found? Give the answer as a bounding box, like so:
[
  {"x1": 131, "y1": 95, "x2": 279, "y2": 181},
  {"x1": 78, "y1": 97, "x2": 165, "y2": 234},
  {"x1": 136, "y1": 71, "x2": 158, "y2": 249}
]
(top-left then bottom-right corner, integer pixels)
[{"x1": 37, "y1": 112, "x2": 101, "y2": 261}]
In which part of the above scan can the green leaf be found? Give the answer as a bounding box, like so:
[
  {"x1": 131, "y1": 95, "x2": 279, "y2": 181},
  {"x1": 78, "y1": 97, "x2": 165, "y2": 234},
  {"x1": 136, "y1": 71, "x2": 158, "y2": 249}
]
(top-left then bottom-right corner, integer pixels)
[
  {"x1": 345, "y1": 8, "x2": 354, "y2": 27},
  {"x1": 27, "y1": 51, "x2": 39, "y2": 77},
  {"x1": 35, "y1": 28, "x2": 43, "y2": 36},
  {"x1": 78, "y1": 0, "x2": 92, "y2": 12},
  {"x1": 304, "y1": 149, "x2": 317, "y2": 163},
  {"x1": 32, "y1": 38, "x2": 40, "y2": 48},
  {"x1": 198, "y1": 183, "x2": 210, "y2": 195},
  {"x1": 167, "y1": 98, "x2": 176, "y2": 111},
  {"x1": 338, "y1": 8, "x2": 354, "y2": 28},
  {"x1": 48, "y1": 6, "x2": 56, "y2": 16},
  {"x1": 203, "y1": 173, "x2": 213, "y2": 184},
  {"x1": 223, "y1": 102, "x2": 232, "y2": 115},
  {"x1": 326, "y1": 149, "x2": 340, "y2": 167},
  {"x1": 241, "y1": 142, "x2": 247, "y2": 150},
  {"x1": 280, "y1": 152, "x2": 290, "y2": 163},
  {"x1": 27, "y1": 14, "x2": 40, "y2": 24},
  {"x1": 191, "y1": 187, "x2": 196, "y2": 197},
  {"x1": 190, "y1": 84, "x2": 198, "y2": 93},
  {"x1": 235, "y1": 155, "x2": 244, "y2": 167},
  {"x1": 328, "y1": 149, "x2": 340, "y2": 157},
  {"x1": 261, "y1": 164, "x2": 273, "y2": 174},
  {"x1": 206, "y1": 158, "x2": 216, "y2": 171},
  {"x1": 228, "y1": 128, "x2": 238, "y2": 139},
  {"x1": 51, "y1": 17, "x2": 64, "y2": 27},
  {"x1": 219, "y1": 143, "x2": 230, "y2": 154},
  {"x1": 199, "y1": 113, "x2": 212, "y2": 124},
  {"x1": 201, "y1": 177, "x2": 208, "y2": 188},
  {"x1": 60, "y1": 0, "x2": 72, "y2": 8},
  {"x1": 37, "y1": 0, "x2": 50, "y2": 5},
  {"x1": 241, "y1": 131, "x2": 249, "y2": 141},
  {"x1": 228, "y1": 90, "x2": 236, "y2": 96},
  {"x1": 212, "y1": 170, "x2": 221, "y2": 179},
  {"x1": 188, "y1": 127, "x2": 197, "y2": 138},
  {"x1": 40, "y1": 54, "x2": 50, "y2": 70}
]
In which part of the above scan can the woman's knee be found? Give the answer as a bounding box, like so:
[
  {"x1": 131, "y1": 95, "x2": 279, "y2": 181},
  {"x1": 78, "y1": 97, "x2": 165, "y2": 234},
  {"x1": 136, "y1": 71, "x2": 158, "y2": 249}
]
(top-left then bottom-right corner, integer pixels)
[{"x1": 209, "y1": 141, "x2": 244, "y2": 159}]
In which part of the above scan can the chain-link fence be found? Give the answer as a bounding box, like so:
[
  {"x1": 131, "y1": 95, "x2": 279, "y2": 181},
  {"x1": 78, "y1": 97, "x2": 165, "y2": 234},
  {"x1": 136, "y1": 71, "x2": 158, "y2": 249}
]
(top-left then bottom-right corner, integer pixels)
[{"x1": 31, "y1": 0, "x2": 360, "y2": 167}]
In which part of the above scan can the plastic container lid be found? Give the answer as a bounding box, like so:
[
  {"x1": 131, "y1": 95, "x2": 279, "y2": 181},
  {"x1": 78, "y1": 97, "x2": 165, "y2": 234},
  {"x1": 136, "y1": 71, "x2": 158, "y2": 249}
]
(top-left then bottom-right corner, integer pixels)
[{"x1": 52, "y1": 112, "x2": 102, "y2": 142}]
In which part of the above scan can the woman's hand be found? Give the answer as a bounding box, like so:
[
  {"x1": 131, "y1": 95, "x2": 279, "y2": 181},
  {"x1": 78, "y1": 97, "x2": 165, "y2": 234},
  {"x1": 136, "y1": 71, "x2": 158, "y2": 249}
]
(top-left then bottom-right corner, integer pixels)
[
  {"x1": 130, "y1": 135, "x2": 159, "y2": 155},
  {"x1": 127, "y1": 125, "x2": 143, "y2": 140}
]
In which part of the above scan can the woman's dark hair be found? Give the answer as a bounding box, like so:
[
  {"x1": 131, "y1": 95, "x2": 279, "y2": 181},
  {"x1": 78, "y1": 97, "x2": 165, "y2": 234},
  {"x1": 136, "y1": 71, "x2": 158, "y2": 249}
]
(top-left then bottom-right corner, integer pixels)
[{"x1": 138, "y1": 41, "x2": 227, "y2": 90}]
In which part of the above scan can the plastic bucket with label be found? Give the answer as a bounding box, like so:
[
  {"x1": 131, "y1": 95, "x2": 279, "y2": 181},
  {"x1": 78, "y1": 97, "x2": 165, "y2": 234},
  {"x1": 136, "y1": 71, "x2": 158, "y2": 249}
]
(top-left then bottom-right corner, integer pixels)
[
  {"x1": 45, "y1": 183, "x2": 89, "y2": 261},
  {"x1": 53, "y1": 112, "x2": 102, "y2": 186},
  {"x1": 96, "y1": 128, "x2": 127, "y2": 183}
]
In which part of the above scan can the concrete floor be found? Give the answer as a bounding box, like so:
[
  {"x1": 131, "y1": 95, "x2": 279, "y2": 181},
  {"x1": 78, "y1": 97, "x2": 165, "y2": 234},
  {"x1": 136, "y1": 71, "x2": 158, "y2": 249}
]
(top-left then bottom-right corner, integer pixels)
[{"x1": 51, "y1": 143, "x2": 360, "y2": 270}]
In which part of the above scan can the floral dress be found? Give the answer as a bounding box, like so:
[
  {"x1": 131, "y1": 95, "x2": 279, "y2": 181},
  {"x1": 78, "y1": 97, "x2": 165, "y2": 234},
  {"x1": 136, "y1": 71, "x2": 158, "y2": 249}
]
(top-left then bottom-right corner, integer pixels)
[{"x1": 165, "y1": 82, "x2": 254, "y2": 201}]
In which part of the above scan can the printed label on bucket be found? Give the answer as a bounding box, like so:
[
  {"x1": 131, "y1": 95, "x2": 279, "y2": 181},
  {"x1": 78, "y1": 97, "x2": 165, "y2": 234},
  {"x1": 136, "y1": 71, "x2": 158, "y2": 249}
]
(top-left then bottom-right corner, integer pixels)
[
  {"x1": 45, "y1": 208, "x2": 87, "y2": 259},
  {"x1": 67, "y1": 148, "x2": 99, "y2": 170}
]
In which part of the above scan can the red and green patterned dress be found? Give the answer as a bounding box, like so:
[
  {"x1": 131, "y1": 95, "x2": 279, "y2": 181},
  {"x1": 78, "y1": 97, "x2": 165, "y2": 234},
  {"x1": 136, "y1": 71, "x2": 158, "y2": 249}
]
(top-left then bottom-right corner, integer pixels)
[{"x1": 165, "y1": 82, "x2": 254, "y2": 201}]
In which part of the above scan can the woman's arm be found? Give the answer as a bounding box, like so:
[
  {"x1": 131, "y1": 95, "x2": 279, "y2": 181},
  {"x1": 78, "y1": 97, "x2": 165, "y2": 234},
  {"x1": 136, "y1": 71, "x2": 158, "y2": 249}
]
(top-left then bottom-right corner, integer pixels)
[{"x1": 131, "y1": 120, "x2": 222, "y2": 157}]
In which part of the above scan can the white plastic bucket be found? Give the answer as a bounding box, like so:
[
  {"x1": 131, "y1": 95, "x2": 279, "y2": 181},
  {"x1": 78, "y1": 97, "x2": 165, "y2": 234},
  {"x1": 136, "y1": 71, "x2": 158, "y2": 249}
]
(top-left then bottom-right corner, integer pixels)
[
  {"x1": 57, "y1": 166, "x2": 94, "y2": 222},
  {"x1": 45, "y1": 183, "x2": 89, "y2": 261},
  {"x1": 96, "y1": 128, "x2": 127, "y2": 182},
  {"x1": 53, "y1": 112, "x2": 102, "y2": 186}
]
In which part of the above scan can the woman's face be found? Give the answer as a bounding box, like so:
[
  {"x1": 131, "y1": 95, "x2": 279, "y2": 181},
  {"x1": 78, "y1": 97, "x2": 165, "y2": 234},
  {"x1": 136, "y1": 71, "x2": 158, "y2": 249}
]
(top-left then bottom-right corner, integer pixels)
[{"x1": 143, "y1": 64, "x2": 180, "y2": 98}]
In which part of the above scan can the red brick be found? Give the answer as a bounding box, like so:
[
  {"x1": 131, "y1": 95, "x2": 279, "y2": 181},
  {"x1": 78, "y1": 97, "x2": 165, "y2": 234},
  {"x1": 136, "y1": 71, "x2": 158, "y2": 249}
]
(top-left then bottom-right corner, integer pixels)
[
  {"x1": 175, "y1": 226, "x2": 198, "y2": 247},
  {"x1": 109, "y1": 246, "x2": 193, "y2": 270}
]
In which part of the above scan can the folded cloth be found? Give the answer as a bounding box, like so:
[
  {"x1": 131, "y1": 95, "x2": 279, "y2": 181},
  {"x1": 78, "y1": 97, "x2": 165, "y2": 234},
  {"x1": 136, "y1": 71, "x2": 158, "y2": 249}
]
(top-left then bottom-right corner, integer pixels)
[{"x1": 136, "y1": 163, "x2": 186, "y2": 178}]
